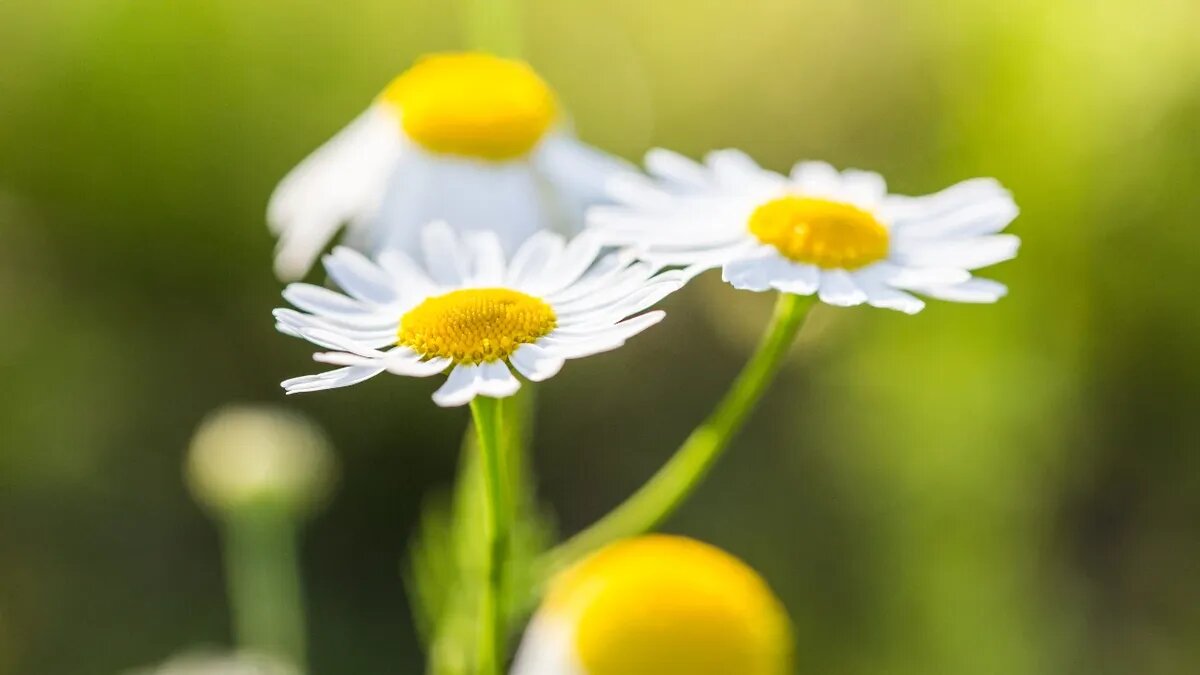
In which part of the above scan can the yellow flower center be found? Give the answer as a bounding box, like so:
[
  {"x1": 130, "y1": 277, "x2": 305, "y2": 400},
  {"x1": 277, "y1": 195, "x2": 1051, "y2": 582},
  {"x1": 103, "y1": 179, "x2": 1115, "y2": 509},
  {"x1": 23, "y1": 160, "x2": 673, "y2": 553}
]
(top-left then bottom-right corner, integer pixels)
[
  {"x1": 543, "y1": 535, "x2": 793, "y2": 675},
  {"x1": 397, "y1": 288, "x2": 556, "y2": 364},
  {"x1": 748, "y1": 196, "x2": 890, "y2": 269},
  {"x1": 379, "y1": 52, "x2": 557, "y2": 161}
]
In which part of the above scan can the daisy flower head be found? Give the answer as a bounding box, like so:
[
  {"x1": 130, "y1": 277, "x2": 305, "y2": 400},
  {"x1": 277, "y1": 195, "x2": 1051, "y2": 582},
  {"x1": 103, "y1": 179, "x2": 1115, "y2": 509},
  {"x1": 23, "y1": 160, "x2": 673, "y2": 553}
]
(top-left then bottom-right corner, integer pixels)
[
  {"x1": 512, "y1": 535, "x2": 793, "y2": 675},
  {"x1": 588, "y1": 149, "x2": 1020, "y2": 314},
  {"x1": 267, "y1": 52, "x2": 629, "y2": 280},
  {"x1": 274, "y1": 222, "x2": 687, "y2": 407}
]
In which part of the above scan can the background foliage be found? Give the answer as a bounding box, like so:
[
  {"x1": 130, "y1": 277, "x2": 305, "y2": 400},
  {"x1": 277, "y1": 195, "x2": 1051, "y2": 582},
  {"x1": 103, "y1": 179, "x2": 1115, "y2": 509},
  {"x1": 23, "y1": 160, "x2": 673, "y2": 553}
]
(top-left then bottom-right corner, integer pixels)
[{"x1": 2, "y1": 0, "x2": 1199, "y2": 673}]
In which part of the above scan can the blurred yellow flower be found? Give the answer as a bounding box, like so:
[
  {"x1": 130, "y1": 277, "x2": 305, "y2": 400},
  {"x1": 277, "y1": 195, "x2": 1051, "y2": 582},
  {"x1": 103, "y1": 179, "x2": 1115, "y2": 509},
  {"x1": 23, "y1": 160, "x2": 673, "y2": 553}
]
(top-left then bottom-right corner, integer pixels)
[
  {"x1": 512, "y1": 535, "x2": 793, "y2": 675},
  {"x1": 267, "y1": 52, "x2": 628, "y2": 280},
  {"x1": 589, "y1": 149, "x2": 1020, "y2": 313}
]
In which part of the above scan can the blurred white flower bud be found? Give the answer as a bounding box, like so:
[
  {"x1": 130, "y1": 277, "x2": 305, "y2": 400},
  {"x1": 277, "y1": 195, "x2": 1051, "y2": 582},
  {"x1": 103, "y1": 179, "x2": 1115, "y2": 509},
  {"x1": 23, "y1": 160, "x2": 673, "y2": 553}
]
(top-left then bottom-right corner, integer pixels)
[
  {"x1": 186, "y1": 405, "x2": 336, "y2": 518},
  {"x1": 126, "y1": 650, "x2": 298, "y2": 675}
]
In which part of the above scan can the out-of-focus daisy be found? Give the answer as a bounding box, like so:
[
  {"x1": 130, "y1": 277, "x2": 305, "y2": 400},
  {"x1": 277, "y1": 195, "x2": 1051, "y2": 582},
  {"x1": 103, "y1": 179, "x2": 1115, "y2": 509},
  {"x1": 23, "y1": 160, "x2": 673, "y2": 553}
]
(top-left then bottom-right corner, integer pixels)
[
  {"x1": 268, "y1": 51, "x2": 628, "y2": 280},
  {"x1": 274, "y1": 222, "x2": 686, "y2": 407},
  {"x1": 512, "y1": 535, "x2": 793, "y2": 675},
  {"x1": 589, "y1": 149, "x2": 1020, "y2": 314}
]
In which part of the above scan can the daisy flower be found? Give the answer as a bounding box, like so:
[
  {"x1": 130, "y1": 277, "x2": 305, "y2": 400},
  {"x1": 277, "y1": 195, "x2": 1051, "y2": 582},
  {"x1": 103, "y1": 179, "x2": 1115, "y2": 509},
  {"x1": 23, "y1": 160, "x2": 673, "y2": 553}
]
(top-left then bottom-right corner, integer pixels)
[
  {"x1": 512, "y1": 535, "x2": 793, "y2": 675},
  {"x1": 273, "y1": 222, "x2": 686, "y2": 407},
  {"x1": 588, "y1": 149, "x2": 1020, "y2": 314},
  {"x1": 267, "y1": 51, "x2": 629, "y2": 280}
]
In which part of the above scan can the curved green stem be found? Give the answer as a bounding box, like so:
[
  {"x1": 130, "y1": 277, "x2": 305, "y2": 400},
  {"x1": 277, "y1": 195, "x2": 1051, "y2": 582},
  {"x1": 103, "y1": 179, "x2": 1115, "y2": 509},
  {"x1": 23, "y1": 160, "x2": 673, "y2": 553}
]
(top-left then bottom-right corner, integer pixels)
[
  {"x1": 470, "y1": 396, "x2": 509, "y2": 675},
  {"x1": 541, "y1": 293, "x2": 816, "y2": 574}
]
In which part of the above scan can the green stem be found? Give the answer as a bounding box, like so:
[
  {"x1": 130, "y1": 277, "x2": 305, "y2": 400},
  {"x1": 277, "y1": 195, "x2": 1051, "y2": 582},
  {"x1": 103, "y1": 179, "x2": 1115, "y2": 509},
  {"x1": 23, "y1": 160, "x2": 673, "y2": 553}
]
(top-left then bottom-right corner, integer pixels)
[
  {"x1": 470, "y1": 396, "x2": 509, "y2": 675},
  {"x1": 223, "y1": 507, "x2": 307, "y2": 670},
  {"x1": 461, "y1": 0, "x2": 524, "y2": 57},
  {"x1": 541, "y1": 293, "x2": 816, "y2": 574}
]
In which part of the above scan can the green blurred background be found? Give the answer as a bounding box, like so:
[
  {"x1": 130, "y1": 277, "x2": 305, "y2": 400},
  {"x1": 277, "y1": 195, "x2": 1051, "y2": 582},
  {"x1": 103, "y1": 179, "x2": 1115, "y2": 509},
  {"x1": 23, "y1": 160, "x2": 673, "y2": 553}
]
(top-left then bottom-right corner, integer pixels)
[{"x1": 2, "y1": 0, "x2": 1199, "y2": 673}]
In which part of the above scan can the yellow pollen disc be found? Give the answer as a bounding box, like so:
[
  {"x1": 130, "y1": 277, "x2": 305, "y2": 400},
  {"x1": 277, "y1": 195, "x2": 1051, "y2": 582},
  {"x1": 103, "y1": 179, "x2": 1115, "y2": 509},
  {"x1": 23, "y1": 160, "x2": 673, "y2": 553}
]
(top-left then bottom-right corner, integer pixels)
[
  {"x1": 397, "y1": 288, "x2": 556, "y2": 364},
  {"x1": 748, "y1": 196, "x2": 890, "y2": 269},
  {"x1": 379, "y1": 52, "x2": 558, "y2": 161},
  {"x1": 543, "y1": 535, "x2": 793, "y2": 675}
]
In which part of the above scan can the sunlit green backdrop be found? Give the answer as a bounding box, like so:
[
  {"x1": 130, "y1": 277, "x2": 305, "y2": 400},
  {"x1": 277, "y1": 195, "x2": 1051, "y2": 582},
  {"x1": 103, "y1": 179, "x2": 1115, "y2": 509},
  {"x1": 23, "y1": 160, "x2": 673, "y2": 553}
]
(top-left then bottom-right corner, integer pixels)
[{"x1": 2, "y1": 1, "x2": 1199, "y2": 673}]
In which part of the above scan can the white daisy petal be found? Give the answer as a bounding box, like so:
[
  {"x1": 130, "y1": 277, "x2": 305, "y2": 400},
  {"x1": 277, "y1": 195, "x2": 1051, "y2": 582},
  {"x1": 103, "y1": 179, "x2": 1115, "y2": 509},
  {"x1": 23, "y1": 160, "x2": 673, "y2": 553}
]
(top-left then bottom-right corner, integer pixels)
[
  {"x1": 323, "y1": 246, "x2": 398, "y2": 304},
  {"x1": 705, "y1": 149, "x2": 772, "y2": 189},
  {"x1": 850, "y1": 271, "x2": 925, "y2": 314},
  {"x1": 282, "y1": 284, "x2": 377, "y2": 319},
  {"x1": 789, "y1": 161, "x2": 841, "y2": 196},
  {"x1": 722, "y1": 252, "x2": 784, "y2": 292},
  {"x1": 282, "y1": 365, "x2": 386, "y2": 394},
  {"x1": 767, "y1": 261, "x2": 820, "y2": 296},
  {"x1": 526, "y1": 232, "x2": 604, "y2": 296},
  {"x1": 839, "y1": 169, "x2": 887, "y2": 207},
  {"x1": 385, "y1": 354, "x2": 453, "y2": 377},
  {"x1": 542, "y1": 311, "x2": 665, "y2": 359},
  {"x1": 535, "y1": 133, "x2": 636, "y2": 214},
  {"x1": 606, "y1": 171, "x2": 676, "y2": 210},
  {"x1": 896, "y1": 234, "x2": 1020, "y2": 270},
  {"x1": 914, "y1": 277, "x2": 1008, "y2": 303},
  {"x1": 376, "y1": 248, "x2": 437, "y2": 301},
  {"x1": 267, "y1": 107, "x2": 403, "y2": 280},
  {"x1": 420, "y1": 220, "x2": 471, "y2": 285},
  {"x1": 508, "y1": 231, "x2": 566, "y2": 288},
  {"x1": 432, "y1": 364, "x2": 483, "y2": 407},
  {"x1": 464, "y1": 231, "x2": 508, "y2": 286},
  {"x1": 311, "y1": 351, "x2": 385, "y2": 367},
  {"x1": 645, "y1": 148, "x2": 710, "y2": 189},
  {"x1": 296, "y1": 327, "x2": 388, "y2": 358},
  {"x1": 509, "y1": 344, "x2": 565, "y2": 382},
  {"x1": 818, "y1": 269, "x2": 868, "y2": 306},
  {"x1": 476, "y1": 360, "x2": 522, "y2": 398}
]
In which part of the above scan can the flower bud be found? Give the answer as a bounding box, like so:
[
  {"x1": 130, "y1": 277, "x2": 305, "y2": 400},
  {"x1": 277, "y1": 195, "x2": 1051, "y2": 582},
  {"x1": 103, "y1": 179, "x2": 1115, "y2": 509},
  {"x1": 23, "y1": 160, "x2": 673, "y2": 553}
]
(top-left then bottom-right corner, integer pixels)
[{"x1": 186, "y1": 405, "x2": 336, "y2": 518}]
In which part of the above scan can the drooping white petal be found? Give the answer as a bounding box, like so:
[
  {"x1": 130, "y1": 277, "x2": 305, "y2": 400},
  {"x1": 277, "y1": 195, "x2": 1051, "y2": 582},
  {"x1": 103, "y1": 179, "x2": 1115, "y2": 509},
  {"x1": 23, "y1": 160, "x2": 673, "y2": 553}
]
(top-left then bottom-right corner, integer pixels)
[
  {"x1": 282, "y1": 365, "x2": 386, "y2": 394},
  {"x1": 384, "y1": 354, "x2": 453, "y2": 377},
  {"x1": 534, "y1": 133, "x2": 635, "y2": 221},
  {"x1": 367, "y1": 147, "x2": 554, "y2": 258},
  {"x1": 268, "y1": 106, "x2": 404, "y2": 280},
  {"x1": 722, "y1": 251, "x2": 788, "y2": 292},
  {"x1": 766, "y1": 260, "x2": 820, "y2": 296},
  {"x1": 850, "y1": 270, "x2": 925, "y2": 314},
  {"x1": 509, "y1": 344, "x2": 565, "y2": 382},
  {"x1": 913, "y1": 277, "x2": 1008, "y2": 303},
  {"x1": 432, "y1": 364, "x2": 483, "y2": 407},
  {"x1": 476, "y1": 360, "x2": 522, "y2": 398},
  {"x1": 817, "y1": 269, "x2": 868, "y2": 306}
]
